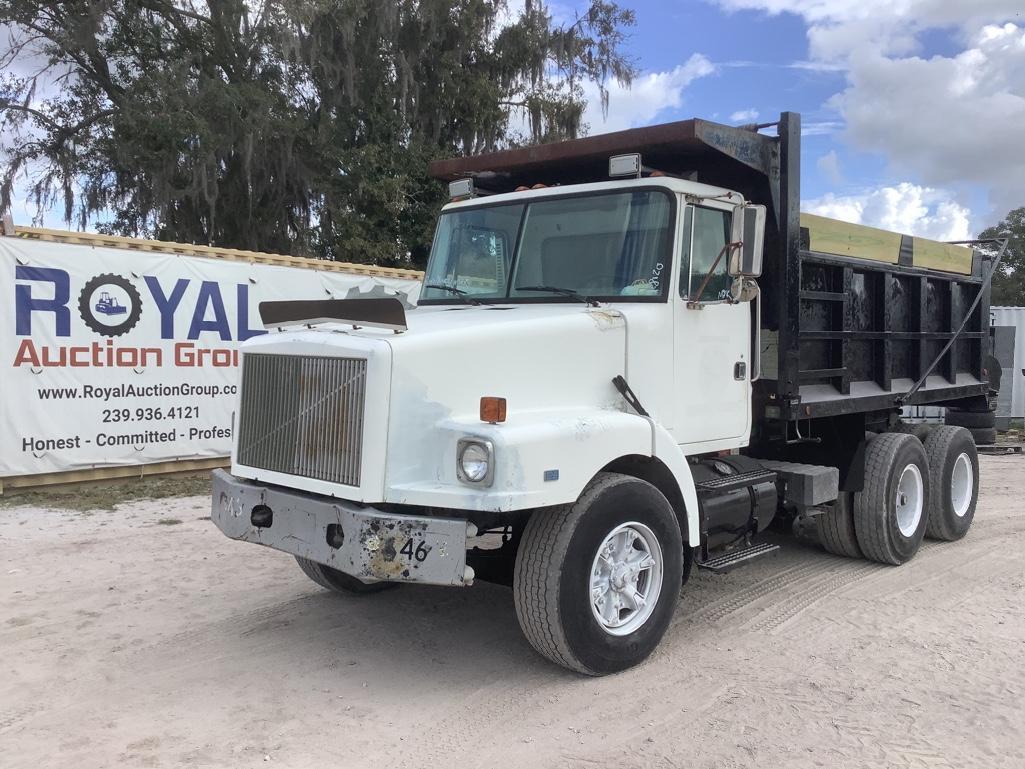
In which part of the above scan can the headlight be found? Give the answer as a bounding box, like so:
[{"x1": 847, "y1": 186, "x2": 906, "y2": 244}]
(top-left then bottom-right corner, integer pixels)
[{"x1": 457, "y1": 438, "x2": 494, "y2": 486}]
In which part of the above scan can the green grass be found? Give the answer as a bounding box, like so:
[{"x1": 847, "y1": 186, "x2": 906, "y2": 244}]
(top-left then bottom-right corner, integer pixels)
[{"x1": 0, "y1": 476, "x2": 211, "y2": 512}]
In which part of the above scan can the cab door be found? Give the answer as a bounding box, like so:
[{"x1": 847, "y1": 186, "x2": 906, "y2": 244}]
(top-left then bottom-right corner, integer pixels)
[{"x1": 672, "y1": 201, "x2": 752, "y2": 449}]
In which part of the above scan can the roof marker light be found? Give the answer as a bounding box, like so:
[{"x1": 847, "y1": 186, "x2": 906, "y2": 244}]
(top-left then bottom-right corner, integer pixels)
[
  {"x1": 609, "y1": 153, "x2": 642, "y2": 178},
  {"x1": 449, "y1": 178, "x2": 475, "y2": 200}
]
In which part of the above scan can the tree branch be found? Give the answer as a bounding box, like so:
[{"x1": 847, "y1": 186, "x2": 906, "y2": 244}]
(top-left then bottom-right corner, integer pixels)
[{"x1": 0, "y1": 101, "x2": 59, "y2": 130}]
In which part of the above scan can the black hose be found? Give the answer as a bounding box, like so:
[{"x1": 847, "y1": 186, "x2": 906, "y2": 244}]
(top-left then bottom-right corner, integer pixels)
[{"x1": 897, "y1": 237, "x2": 1009, "y2": 406}]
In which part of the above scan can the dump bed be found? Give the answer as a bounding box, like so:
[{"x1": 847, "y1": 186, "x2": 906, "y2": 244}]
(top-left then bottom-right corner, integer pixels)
[
  {"x1": 771, "y1": 213, "x2": 988, "y2": 422},
  {"x1": 430, "y1": 112, "x2": 992, "y2": 423}
]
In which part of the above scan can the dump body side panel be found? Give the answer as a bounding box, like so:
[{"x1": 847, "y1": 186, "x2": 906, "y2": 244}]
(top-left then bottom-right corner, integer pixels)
[{"x1": 755, "y1": 229, "x2": 988, "y2": 423}]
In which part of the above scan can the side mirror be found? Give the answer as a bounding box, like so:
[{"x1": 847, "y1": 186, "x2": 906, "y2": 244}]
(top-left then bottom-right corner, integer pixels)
[{"x1": 729, "y1": 204, "x2": 766, "y2": 278}]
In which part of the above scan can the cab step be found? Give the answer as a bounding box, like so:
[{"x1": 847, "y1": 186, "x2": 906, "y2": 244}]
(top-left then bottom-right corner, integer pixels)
[
  {"x1": 694, "y1": 469, "x2": 776, "y2": 496},
  {"x1": 697, "y1": 542, "x2": 780, "y2": 574}
]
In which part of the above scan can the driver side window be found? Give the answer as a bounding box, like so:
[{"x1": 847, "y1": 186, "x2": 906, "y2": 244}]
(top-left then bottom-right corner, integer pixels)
[{"x1": 680, "y1": 205, "x2": 733, "y2": 301}]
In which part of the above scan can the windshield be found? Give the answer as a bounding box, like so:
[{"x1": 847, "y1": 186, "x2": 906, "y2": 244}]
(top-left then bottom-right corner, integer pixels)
[{"x1": 420, "y1": 189, "x2": 673, "y2": 303}]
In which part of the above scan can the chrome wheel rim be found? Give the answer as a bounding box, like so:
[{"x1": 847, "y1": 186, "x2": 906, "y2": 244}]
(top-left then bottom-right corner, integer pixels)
[
  {"x1": 895, "y1": 464, "x2": 924, "y2": 537},
  {"x1": 589, "y1": 522, "x2": 663, "y2": 636},
  {"x1": 950, "y1": 452, "x2": 973, "y2": 517}
]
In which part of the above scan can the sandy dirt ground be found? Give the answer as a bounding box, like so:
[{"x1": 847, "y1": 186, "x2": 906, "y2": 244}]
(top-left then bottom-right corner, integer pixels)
[{"x1": 2, "y1": 454, "x2": 1024, "y2": 769}]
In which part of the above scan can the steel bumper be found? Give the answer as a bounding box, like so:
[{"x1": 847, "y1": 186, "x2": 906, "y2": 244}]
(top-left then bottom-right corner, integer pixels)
[{"x1": 211, "y1": 469, "x2": 475, "y2": 586}]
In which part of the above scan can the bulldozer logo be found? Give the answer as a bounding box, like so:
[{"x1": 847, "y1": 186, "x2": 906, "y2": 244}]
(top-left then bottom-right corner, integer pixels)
[{"x1": 78, "y1": 274, "x2": 142, "y2": 337}]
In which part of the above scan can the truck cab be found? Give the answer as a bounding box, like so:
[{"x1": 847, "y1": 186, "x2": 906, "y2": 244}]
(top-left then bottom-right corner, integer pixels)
[
  {"x1": 421, "y1": 175, "x2": 759, "y2": 451},
  {"x1": 212, "y1": 113, "x2": 991, "y2": 675}
]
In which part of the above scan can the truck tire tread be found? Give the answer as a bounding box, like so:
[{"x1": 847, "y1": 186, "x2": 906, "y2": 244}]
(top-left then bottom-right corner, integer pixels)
[
  {"x1": 889, "y1": 422, "x2": 934, "y2": 442},
  {"x1": 945, "y1": 410, "x2": 995, "y2": 429},
  {"x1": 513, "y1": 472, "x2": 682, "y2": 676},
  {"x1": 295, "y1": 555, "x2": 335, "y2": 590},
  {"x1": 853, "y1": 432, "x2": 929, "y2": 565},
  {"x1": 294, "y1": 556, "x2": 396, "y2": 595},
  {"x1": 816, "y1": 492, "x2": 862, "y2": 558},
  {"x1": 923, "y1": 426, "x2": 978, "y2": 541},
  {"x1": 969, "y1": 427, "x2": 997, "y2": 445},
  {"x1": 513, "y1": 500, "x2": 582, "y2": 673}
]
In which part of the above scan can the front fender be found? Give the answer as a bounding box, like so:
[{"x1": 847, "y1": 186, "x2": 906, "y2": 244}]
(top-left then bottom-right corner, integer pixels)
[
  {"x1": 650, "y1": 422, "x2": 700, "y2": 544},
  {"x1": 383, "y1": 409, "x2": 652, "y2": 512}
]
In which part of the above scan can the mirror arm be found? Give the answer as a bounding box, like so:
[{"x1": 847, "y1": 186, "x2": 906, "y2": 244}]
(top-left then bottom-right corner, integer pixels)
[{"x1": 688, "y1": 241, "x2": 742, "y2": 307}]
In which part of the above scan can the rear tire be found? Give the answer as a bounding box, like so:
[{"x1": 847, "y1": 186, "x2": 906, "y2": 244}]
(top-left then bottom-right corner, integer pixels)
[
  {"x1": 945, "y1": 409, "x2": 995, "y2": 429},
  {"x1": 923, "y1": 426, "x2": 979, "y2": 541},
  {"x1": 969, "y1": 427, "x2": 997, "y2": 445},
  {"x1": 890, "y1": 422, "x2": 934, "y2": 441},
  {"x1": 853, "y1": 433, "x2": 930, "y2": 565},
  {"x1": 295, "y1": 556, "x2": 396, "y2": 595},
  {"x1": 816, "y1": 492, "x2": 862, "y2": 558},
  {"x1": 513, "y1": 473, "x2": 683, "y2": 675}
]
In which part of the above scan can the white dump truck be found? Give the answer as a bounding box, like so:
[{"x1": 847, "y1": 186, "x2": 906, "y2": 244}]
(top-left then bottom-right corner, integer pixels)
[{"x1": 212, "y1": 113, "x2": 1005, "y2": 674}]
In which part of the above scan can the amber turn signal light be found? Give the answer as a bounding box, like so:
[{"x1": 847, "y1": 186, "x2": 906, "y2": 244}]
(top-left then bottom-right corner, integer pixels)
[{"x1": 480, "y1": 397, "x2": 507, "y2": 424}]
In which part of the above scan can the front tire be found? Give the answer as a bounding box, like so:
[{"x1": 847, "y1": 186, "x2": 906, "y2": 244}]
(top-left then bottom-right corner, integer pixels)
[
  {"x1": 513, "y1": 473, "x2": 683, "y2": 675},
  {"x1": 853, "y1": 433, "x2": 930, "y2": 565},
  {"x1": 295, "y1": 556, "x2": 396, "y2": 595}
]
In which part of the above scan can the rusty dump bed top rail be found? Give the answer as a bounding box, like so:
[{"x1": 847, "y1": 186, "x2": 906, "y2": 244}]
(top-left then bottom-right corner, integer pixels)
[
  {"x1": 430, "y1": 118, "x2": 777, "y2": 194},
  {"x1": 430, "y1": 116, "x2": 974, "y2": 276}
]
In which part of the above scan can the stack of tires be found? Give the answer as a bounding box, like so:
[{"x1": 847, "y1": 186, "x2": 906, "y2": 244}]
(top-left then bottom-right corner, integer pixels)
[
  {"x1": 817, "y1": 425, "x2": 979, "y2": 565},
  {"x1": 945, "y1": 405, "x2": 997, "y2": 446}
]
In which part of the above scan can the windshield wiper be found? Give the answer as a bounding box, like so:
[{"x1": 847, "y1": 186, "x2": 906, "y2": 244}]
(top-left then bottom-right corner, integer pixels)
[
  {"x1": 515, "y1": 285, "x2": 600, "y2": 307},
  {"x1": 424, "y1": 283, "x2": 483, "y2": 306}
]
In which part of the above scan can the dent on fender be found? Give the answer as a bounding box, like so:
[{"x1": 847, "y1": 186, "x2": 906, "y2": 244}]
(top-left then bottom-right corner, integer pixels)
[{"x1": 586, "y1": 308, "x2": 625, "y2": 331}]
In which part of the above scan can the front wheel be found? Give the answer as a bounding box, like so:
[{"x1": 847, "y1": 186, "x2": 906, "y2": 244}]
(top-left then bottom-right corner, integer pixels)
[
  {"x1": 295, "y1": 556, "x2": 396, "y2": 595},
  {"x1": 513, "y1": 473, "x2": 683, "y2": 675}
]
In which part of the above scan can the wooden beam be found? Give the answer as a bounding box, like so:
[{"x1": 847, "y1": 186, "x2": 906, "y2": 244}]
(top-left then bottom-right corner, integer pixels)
[
  {"x1": 7, "y1": 225, "x2": 424, "y2": 281},
  {"x1": 800, "y1": 213, "x2": 901, "y2": 265},
  {"x1": 0, "y1": 457, "x2": 229, "y2": 495},
  {"x1": 912, "y1": 238, "x2": 973, "y2": 275}
]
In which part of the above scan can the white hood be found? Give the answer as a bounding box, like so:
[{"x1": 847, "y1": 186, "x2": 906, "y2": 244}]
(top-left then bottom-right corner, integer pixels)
[{"x1": 234, "y1": 302, "x2": 632, "y2": 505}]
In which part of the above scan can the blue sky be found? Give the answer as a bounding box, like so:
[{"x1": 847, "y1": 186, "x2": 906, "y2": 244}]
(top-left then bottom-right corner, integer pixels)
[
  {"x1": 608, "y1": 0, "x2": 848, "y2": 200},
  {"x1": 6, "y1": 0, "x2": 1022, "y2": 239},
  {"x1": 576, "y1": 0, "x2": 1025, "y2": 239}
]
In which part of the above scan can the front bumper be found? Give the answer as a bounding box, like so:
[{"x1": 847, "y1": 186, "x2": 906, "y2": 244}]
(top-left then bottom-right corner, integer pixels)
[{"x1": 211, "y1": 469, "x2": 475, "y2": 586}]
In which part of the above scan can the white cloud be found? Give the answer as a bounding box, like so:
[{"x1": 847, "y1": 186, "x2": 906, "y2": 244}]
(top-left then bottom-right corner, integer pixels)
[
  {"x1": 817, "y1": 149, "x2": 843, "y2": 184},
  {"x1": 709, "y1": 0, "x2": 1023, "y2": 226},
  {"x1": 713, "y1": 1, "x2": 1020, "y2": 30},
  {"x1": 833, "y1": 23, "x2": 1025, "y2": 216},
  {"x1": 582, "y1": 54, "x2": 716, "y2": 134},
  {"x1": 803, "y1": 182, "x2": 971, "y2": 240},
  {"x1": 801, "y1": 120, "x2": 843, "y2": 136},
  {"x1": 729, "y1": 108, "x2": 759, "y2": 122}
]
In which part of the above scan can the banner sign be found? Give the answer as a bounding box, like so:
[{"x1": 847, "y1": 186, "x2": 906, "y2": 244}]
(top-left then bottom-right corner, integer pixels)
[{"x1": 0, "y1": 238, "x2": 421, "y2": 477}]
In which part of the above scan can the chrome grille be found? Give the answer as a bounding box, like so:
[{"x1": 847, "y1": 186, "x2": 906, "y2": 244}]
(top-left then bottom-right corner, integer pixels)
[{"x1": 237, "y1": 354, "x2": 366, "y2": 486}]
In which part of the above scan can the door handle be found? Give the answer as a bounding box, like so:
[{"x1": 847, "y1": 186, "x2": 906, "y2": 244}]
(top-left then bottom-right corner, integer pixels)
[{"x1": 734, "y1": 362, "x2": 747, "y2": 380}]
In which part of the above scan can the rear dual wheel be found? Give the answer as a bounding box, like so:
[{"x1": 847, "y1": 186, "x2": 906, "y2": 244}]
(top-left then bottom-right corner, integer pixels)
[
  {"x1": 945, "y1": 408, "x2": 995, "y2": 429},
  {"x1": 846, "y1": 427, "x2": 979, "y2": 565},
  {"x1": 922, "y1": 426, "x2": 978, "y2": 541},
  {"x1": 816, "y1": 492, "x2": 862, "y2": 559},
  {"x1": 854, "y1": 432, "x2": 930, "y2": 565},
  {"x1": 945, "y1": 407, "x2": 997, "y2": 445}
]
